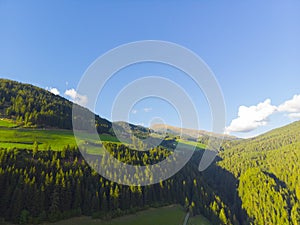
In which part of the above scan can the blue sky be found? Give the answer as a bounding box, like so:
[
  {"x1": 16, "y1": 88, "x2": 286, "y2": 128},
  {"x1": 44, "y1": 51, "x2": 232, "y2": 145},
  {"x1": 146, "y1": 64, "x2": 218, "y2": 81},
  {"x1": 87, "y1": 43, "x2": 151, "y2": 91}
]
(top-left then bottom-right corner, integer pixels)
[{"x1": 1, "y1": 1, "x2": 300, "y2": 138}]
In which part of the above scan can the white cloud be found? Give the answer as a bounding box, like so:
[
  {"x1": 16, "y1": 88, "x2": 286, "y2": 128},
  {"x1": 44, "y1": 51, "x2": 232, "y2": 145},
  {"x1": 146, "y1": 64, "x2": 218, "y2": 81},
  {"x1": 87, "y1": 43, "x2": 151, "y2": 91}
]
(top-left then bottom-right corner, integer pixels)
[
  {"x1": 226, "y1": 94, "x2": 300, "y2": 134},
  {"x1": 143, "y1": 107, "x2": 152, "y2": 113},
  {"x1": 278, "y1": 95, "x2": 300, "y2": 118},
  {"x1": 225, "y1": 99, "x2": 277, "y2": 133},
  {"x1": 277, "y1": 94, "x2": 300, "y2": 120},
  {"x1": 131, "y1": 109, "x2": 138, "y2": 114},
  {"x1": 65, "y1": 89, "x2": 77, "y2": 99},
  {"x1": 46, "y1": 87, "x2": 60, "y2": 95},
  {"x1": 64, "y1": 88, "x2": 88, "y2": 107}
]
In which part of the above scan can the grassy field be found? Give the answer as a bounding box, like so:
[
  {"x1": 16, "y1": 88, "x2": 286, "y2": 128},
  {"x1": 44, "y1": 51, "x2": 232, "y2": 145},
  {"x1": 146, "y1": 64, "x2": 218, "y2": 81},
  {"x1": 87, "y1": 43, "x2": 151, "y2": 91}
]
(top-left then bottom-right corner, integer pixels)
[
  {"x1": 178, "y1": 139, "x2": 206, "y2": 150},
  {"x1": 0, "y1": 118, "x2": 205, "y2": 155},
  {"x1": 0, "y1": 127, "x2": 124, "y2": 153},
  {"x1": 0, "y1": 118, "x2": 119, "y2": 152},
  {"x1": 188, "y1": 214, "x2": 212, "y2": 225},
  {"x1": 39, "y1": 205, "x2": 211, "y2": 225},
  {"x1": 0, "y1": 128, "x2": 77, "y2": 150},
  {"x1": 0, "y1": 119, "x2": 19, "y2": 128},
  {"x1": 0, "y1": 127, "x2": 206, "y2": 155}
]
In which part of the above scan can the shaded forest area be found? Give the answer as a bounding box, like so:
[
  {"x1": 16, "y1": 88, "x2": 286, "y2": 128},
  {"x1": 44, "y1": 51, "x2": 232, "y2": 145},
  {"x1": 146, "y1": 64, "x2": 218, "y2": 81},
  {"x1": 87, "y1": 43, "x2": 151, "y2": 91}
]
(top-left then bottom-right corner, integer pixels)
[{"x1": 0, "y1": 146, "x2": 237, "y2": 225}]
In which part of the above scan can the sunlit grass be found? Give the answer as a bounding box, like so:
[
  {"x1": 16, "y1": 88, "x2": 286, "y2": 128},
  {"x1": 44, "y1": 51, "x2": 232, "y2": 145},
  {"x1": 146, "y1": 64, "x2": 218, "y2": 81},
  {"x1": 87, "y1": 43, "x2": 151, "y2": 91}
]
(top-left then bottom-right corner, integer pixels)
[
  {"x1": 0, "y1": 125, "x2": 206, "y2": 155},
  {"x1": 0, "y1": 118, "x2": 19, "y2": 128}
]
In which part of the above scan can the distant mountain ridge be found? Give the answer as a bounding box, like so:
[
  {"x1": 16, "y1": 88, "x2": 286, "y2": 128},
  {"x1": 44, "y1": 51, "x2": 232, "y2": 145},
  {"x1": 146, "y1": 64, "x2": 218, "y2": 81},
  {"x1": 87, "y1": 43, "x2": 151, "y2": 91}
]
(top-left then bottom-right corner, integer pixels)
[{"x1": 151, "y1": 123, "x2": 237, "y2": 141}]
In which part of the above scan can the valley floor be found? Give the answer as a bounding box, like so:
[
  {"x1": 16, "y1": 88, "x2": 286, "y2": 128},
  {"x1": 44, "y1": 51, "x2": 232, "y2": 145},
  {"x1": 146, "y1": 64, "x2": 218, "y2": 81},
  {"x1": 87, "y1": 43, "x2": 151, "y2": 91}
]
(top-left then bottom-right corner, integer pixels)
[{"x1": 1, "y1": 205, "x2": 211, "y2": 225}]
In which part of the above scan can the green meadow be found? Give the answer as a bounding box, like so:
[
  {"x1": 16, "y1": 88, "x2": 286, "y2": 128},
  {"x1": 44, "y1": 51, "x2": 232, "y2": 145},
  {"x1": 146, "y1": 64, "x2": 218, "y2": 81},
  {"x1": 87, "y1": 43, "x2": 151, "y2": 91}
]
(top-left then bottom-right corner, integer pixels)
[
  {"x1": 0, "y1": 119, "x2": 205, "y2": 155},
  {"x1": 39, "y1": 205, "x2": 211, "y2": 225},
  {"x1": 178, "y1": 139, "x2": 207, "y2": 150},
  {"x1": 0, "y1": 119, "x2": 19, "y2": 128},
  {"x1": 0, "y1": 128, "x2": 76, "y2": 150}
]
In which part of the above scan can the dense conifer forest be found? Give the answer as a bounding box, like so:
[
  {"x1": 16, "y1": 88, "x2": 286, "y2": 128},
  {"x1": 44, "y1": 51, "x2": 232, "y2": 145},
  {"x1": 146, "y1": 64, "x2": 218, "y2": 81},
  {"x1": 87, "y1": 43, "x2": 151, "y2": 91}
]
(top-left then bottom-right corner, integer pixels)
[{"x1": 0, "y1": 146, "x2": 236, "y2": 224}]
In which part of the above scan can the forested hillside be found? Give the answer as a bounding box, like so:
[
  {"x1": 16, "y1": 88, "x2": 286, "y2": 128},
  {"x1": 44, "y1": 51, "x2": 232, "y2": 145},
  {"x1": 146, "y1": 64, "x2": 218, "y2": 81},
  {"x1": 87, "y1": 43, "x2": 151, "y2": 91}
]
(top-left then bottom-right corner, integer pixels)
[
  {"x1": 215, "y1": 121, "x2": 300, "y2": 225},
  {"x1": 0, "y1": 79, "x2": 112, "y2": 133}
]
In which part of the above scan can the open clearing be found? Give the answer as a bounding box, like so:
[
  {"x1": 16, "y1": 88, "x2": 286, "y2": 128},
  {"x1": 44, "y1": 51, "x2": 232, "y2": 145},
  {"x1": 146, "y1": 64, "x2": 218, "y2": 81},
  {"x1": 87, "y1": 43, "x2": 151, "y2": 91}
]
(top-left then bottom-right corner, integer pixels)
[{"x1": 40, "y1": 205, "x2": 211, "y2": 225}]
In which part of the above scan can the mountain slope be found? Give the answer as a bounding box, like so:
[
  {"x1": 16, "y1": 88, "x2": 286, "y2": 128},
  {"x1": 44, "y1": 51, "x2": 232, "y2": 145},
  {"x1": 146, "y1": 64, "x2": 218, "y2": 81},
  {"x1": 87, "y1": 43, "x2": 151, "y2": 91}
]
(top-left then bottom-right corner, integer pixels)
[
  {"x1": 151, "y1": 123, "x2": 237, "y2": 143},
  {"x1": 216, "y1": 121, "x2": 300, "y2": 225},
  {"x1": 0, "y1": 79, "x2": 112, "y2": 132}
]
